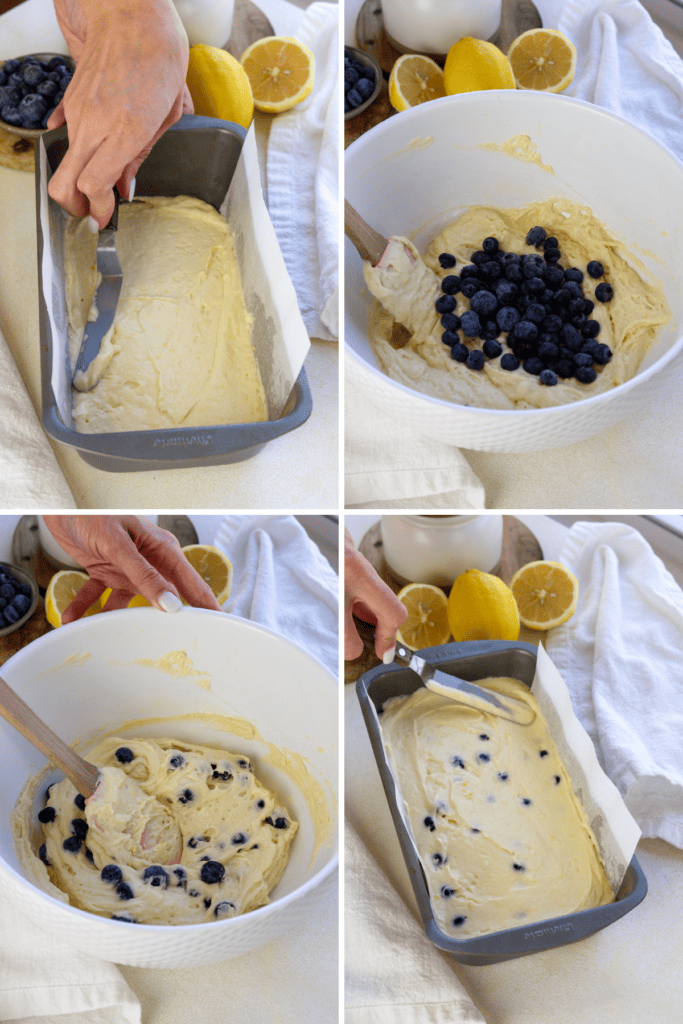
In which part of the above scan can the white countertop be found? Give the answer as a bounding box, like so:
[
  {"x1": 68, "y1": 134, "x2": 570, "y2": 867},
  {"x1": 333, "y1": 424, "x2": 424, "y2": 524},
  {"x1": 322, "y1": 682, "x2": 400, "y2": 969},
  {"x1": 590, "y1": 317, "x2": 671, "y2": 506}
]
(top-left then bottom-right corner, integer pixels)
[
  {"x1": 0, "y1": 0, "x2": 339, "y2": 511},
  {"x1": 345, "y1": 513, "x2": 683, "y2": 1024}
]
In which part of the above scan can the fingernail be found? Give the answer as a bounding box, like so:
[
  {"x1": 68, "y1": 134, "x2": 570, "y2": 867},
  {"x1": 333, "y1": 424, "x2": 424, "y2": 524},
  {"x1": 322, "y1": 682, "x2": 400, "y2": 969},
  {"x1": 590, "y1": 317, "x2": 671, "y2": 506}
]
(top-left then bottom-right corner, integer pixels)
[
  {"x1": 87, "y1": 215, "x2": 99, "y2": 233},
  {"x1": 158, "y1": 590, "x2": 182, "y2": 613},
  {"x1": 128, "y1": 176, "x2": 136, "y2": 202},
  {"x1": 383, "y1": 646, "x2": 396, "y2": 665}
]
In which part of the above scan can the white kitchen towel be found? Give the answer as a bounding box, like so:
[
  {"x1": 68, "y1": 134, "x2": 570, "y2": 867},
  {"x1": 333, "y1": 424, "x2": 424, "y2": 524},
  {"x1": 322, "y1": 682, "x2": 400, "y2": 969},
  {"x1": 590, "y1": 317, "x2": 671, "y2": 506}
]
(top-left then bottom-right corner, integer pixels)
[
  {"x1": 215, "y1": 514, "x2": 338, "y2": 676},
  {"x1": 266, "y1": 2, "x2": 339, "y2": 342},
  {"x1": 345, "y1": 371, "x2": 485, "y2": 508},
  {"x1": 345, "y1": 821, "x2": 485, "y2": 1024},
  {"x1": 538, "y1": 0, "x2": 683, "y2": 166},
  {"x1": 0, "y1": 326, "x2": 76, "y2": 510},
  {"x1": 545, "y1": 521, "x2": 683, "y2": 849}
]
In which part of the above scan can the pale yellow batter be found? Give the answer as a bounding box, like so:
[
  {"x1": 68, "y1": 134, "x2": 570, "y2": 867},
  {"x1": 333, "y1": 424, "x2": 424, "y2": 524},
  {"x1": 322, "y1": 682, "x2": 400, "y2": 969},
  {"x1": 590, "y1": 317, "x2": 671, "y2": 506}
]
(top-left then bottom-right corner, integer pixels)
[
  {"x1": 364, "y1": 198, "x2": 670, "y2": 410},
  {"x1": 65, "y1": 196, "x2": 267, "y2": 433},
  {"x1": 13, "y1": 736, "x2": 297, "y2": 925},
  {"x1": 380, "y1": 678, "x2": 613, "y2": 939}
]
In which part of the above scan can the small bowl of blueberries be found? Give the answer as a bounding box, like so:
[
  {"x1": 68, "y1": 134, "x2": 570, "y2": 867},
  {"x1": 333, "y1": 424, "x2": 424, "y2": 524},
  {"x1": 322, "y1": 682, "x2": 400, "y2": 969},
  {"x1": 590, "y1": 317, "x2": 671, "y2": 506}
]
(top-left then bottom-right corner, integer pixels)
[
  {"x1": 0, "y1": 53, "x2": 75, "y2": 139},
  {"x1": 0, "y1": 563, "x2": 39, "y2": 637},
  {"x1": 345, "y1": 46, "x2": 382, "y2": 120}
]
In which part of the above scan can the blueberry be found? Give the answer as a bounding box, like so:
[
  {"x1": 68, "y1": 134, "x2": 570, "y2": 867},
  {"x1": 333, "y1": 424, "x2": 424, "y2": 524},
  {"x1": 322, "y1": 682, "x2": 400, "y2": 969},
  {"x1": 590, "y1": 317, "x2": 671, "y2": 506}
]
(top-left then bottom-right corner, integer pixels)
[
  {"x1": 539, "y1": 369, "x2": 558, "y2": 386},
  {"x1": 459, "y1": 279, "x2": 480, "y2": 299},
  {"x1": 200, "y1": 860, "x2": 225, "y2": 884},
  {"x1": 63, "y1": 835, "x2": 82, "y2": 854},
  {"x1": 560, "y1": 324, "x2": 583, "y2": 351},
  {"x1": 523, "y1": 358, "x2": 543, "y2": 376},
  {"x1": 188, "y1": 835, "x2": 207, "y2": 848},
  {"x1": 471, "y1": 250, "x2": 488, "y2": 266},
  {"x1": 142, "y1": 865, "x2": 169, "y2": 888},
  {"x1": 169, "y1": 754, "x2": 184, "y2": 769},
  {"x1": 231, "y1": 832, "x2": 248, "y2": 844},
  {"x1": 594, "y1": 343, "x2": 612, "y2": 364},
  {"x1": 178, "y1": 788, "x2": 193, "y2": 804},
  {"x1": 539, "y1": 750, "x2": 549, "y2": 757},
  {"x1": 502, "y1": 251, "x2": 521, "y2": 264},
  {"x1": 0, "y1": 584, "x2": 14, "y2": 600},
  {"x1": 543, "y1": 264, "x2": 565, "y2": 288},
  {"x1": 440, "y1": 312, "x2": 461, "y2": 332},
  {"x1": 572, "y1": 352, "x2": 592, "y2": 368},
  {"x1": 22, "y1": 63, "x2": 45, "y2": 86},
  {"x1": 470, "y1": 289, "x2": 497, "y2": 317},
  {"x1": 18, "y1": 93, "x2": 47, "y2": 123},
  {"x1": 595, "y1": 282, "x2": 614, "y2": 302},
  {"x1": 356, "y1": 77, "x2": 375, "y2": 101},
  {"x1": 214, "y1": 900, "x2": 236, "y2": 918},
  {"x1": 450, "y1": 343, "x2": 468, "y2": 362},
  {"x1": 85, "y1": 847, "x2": 94, "y2": 862},
  {"x1": 512, "y1": 863, "x2": 525, "y2": 871},
  {"x1": 497, "y1": 772, "x2": 509, "y2": 781},
  {"x1": 480, "y1": 260, "x2": 501, "y2": 280},
  {"x1": 435, "y1": 294, "x2": 456, "y2": 314},
  {"x1": 564, "y1": 280, "x2": 583, "y2": 299},
  {"x1": 38, "y1": 806, "x2": 56, "y2": 823},
  {"x1": 347, "y1": 88, "x2": 362, "y2": 108},
  {"x1": 543, "y1": 247, "x2": 561, "y2": 263},
  {"x1": 273, "y1": 817, "x2": 288, "y2": 829},
  {"x1": 494, "y1": 280, "x2": 518, "y2": 305},
  {"x1": 500, "y1": 353, "x2": 520, "y2": 372},
  {"x1": 514, "y1": 320, "x2": 538, "y2": 342},
  {"x1": 583, "y1": 298, "x2": 595, "y2": 315},
  {"x1": 442, "y1": 330, "x2": 460, "y2": 347},
  {"x1": 477, "y1": 752, "x2": 490, "y2": 763},
  {"x1": 526, "y1": 226, "x2": 547, "y2": 247},
  {"x1": 111, "y1": 913, "x2": 137, "y2": 922},
  {"x1": 581, "y1": 319, "x2": 601, "y2": 338},
  {"x1": 102, "y1": 864, "x2": 123, "y2": 884},
  {"x1": 496, "y1": 306, "x2": 520, "y2": 333},
  {"x1": 256, "y1": 799, "x2": 266, "y2": 809},
  {"x1": 460, "y1": 310, "x2": 481, "y2": 337},
  {"x1": 452, "y1": 915, "x2": 467, "y2": 926},
  {"x1": 441, "y1": 274, "x2": 460, "y2": 295},
  {"x1": 567, "y1": 297, "x2": 585, "y2": 317},
  {"x1": 581, "y1": 339, "x2": 599, "y2": 357},
  {"x1": 424, "y1": 816, "x2": 435, "y2": 831},
  {"x1": 173, "y1": 867, "x2": 187, "y2": 887},
  {"x1": 555, "y1": 360, "x2": 574, "y2": 378},
  {"x1": 345, "y1": 66, "x2": 360, "y2": 86},
  {"x1": 522, "y1": 798, "x2": 532, "y2": 805},
  {"x1": 74, "y1": 793, "x2": 86, "y2": 811},
  {"x1": 71, "y1": 818, "x2": 88, "y2": 839},
  {"x1": 587, "y1": 260, "x2": 604, "y2": 278},
  {"x1": 554, "y1": 775, "x2": 562, "y2": 784},
  {"x1": 5, "y1": 605, "x2": 21, "y2": 624},
  {"x1": 467, "y1": 350, "x2": 485, "y2": 371},
  {"x1": 459, "y1": 264, "x2": 480, "y2": 280},
  {"x1": 538, "y1": 341, "x2": 559, "y2": 363},
  {"x1": 116, "y1": 881, "x2": 135, "y2": 900},
  {"x1": 483, "y1": 339, "x2": 502, "y2": 359},
  {"x1": 450, "y1": 755, "x2": 465, "y2": 768},
  {"x1": 525, "y1": 276, "x2": 545, "y2": 296},
  {"x1": 440, "y1": 886, "x2": 455, "y2": 897},
  {"x1": 47, "y1": 57, "x2": 68, "y2": 71},
  {"x1": 39, "y1": 843, "x2": 51, "y2": 866},
  {"x1": 482, "y1": 236, "x2": 499, "y2": 253},
  {"x1": 504, "y1": 263, "x2": 524, "y2": 287},
  {"x1": 212, "y1": 769, "x2": 233, "y2": 781},
  {"x1": 542, "y1": 236, "x2": 558, "y2": 249},
  {"x1": 432, "y1": 853, "x2": 444, "y2": 866},
  {"x1": 0, "y1": 71, "x2": 5, "y2": 87},
  {"x1": 0, "y1": 85, "x2": 21, "y2": 108},
  {"x1": 438, "y1": 252, "x2": 456, "y2": 268},
  {"x1": 575, "y1": 366, "x2": 598, "y2": 384},
  {"x1": 525, "y1": 302, "x2": 546, "y2": 324},
  {"x1": 115, "y1": 746, "x2": 134, "y2": 763},
  {"x1": 480, "y1": 320, "x2": 500, "y2": 341}
]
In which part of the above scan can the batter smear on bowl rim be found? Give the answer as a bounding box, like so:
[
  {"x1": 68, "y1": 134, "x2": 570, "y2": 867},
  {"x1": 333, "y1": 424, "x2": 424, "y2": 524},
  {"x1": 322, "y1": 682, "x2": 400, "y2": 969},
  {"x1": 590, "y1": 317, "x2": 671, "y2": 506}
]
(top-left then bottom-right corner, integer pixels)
[
  {"x1": 363, "y1": 197, "x2": 670, "y2": 409},
  {"x1": 380, "y1": 677, "x2": 614, "y2": 939},
  {"x1": 13, "y1": 736, "x2": 298, "y2": 925}
]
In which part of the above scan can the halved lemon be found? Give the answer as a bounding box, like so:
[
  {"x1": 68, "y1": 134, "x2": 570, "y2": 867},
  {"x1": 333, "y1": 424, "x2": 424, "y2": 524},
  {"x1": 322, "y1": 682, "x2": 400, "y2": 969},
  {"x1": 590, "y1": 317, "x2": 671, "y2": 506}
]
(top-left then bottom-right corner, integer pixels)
[
  {"x1": 507, "y1": 28, "x2": 577, "y2": 93},
  {"x1": 510, "y1": 560, "x2": 579, "y2": 630},
  {"x1": 45, "y1": 570, "x2": 101, "y2": 629},
  {"x1": 447, "y1": 569, "x2": 520, "y2": 642},
  {"x1": 396, "y1": 583, "x2": 450, "y2": 650},
  {"x1": 181, "y1": 544, "x2": 233, "y2": 605},
  {"x1": 186, "y1": 44, "x2": 254, "y2": 128},
  {"x1": 388, "y1": 54, "x2": 445, "y2": 113},
  {"x1": 240, "y1": 36, "x2": 314, "y2": 113},
  {"x1": 443, "y1": 37, "x2": 515, "y2": 95}
]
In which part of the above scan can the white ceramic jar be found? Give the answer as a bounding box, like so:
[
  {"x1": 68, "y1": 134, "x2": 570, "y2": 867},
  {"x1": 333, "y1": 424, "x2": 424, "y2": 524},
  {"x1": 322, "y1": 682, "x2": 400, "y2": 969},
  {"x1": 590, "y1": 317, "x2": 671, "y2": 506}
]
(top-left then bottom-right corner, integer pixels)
[
  {"x1": 173, "y1": 0, "x2": 235, "y2": 47},
  {"x1": 380, "y1": 514, "x2": 504, "y2": 587},
  {"x1": 381, "y1": 0, "x2": 501, "y2": 55}
]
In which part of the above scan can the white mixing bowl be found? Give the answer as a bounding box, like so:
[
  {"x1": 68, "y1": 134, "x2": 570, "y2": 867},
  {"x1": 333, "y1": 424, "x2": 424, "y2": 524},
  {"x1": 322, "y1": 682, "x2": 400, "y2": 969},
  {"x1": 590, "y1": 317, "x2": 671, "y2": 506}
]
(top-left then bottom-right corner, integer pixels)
[
  {"x1": 346, "y1": 90, "x2": 683, "y2": 452},
  {"x1": 0, "y1": 608, "x2": 338, "y2": 969}
]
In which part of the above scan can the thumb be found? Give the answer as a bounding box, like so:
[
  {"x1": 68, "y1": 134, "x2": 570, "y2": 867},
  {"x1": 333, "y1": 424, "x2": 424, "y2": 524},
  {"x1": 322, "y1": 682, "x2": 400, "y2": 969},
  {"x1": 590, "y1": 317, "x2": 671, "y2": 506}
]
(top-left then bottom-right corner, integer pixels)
[
  {"x1": 47, "y1": 102, "x2": 66, "y2": 130},
  {"x1": 373, "y1": 622, "x2": 399, "y2": 664}
]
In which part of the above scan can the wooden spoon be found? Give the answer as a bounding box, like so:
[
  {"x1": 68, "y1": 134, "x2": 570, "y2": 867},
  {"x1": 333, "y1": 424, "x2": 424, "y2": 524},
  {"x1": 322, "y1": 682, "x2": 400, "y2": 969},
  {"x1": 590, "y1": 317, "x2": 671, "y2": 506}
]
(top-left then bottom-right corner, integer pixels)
[
  {"x1": 345, "y1": 199, "x2": 388, "y2": 265},
  {"x1": 0, "y1": 674, "x2": 99, "y2": 796}
]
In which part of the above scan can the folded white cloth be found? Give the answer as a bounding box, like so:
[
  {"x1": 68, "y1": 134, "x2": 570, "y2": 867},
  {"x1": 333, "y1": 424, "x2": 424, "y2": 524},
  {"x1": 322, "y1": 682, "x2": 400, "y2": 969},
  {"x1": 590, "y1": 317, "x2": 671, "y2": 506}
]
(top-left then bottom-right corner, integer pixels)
[
  {"x1": 546, "y1": 521, "x2": 683, "y2": 849},
  {"x1": 345, "y1": 821, "x2": 485, "y2": 1024},
  {"x1": 267, "y1": 2, "x2": 339, "y2": 341},
  {"x1": 0, "y1": 516, "x2": 337, "y2": 1023},
  {"x1": 344, "y1": 371, "x2": 485, "y2": 508},
  {"x1": 0, "y1": 326, "x2": 76, "y2": 510}
]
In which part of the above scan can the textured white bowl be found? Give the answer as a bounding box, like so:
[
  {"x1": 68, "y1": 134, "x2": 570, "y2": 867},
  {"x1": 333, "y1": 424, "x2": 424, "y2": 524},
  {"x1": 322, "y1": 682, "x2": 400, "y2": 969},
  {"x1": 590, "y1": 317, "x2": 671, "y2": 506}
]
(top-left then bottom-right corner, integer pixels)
[
  {"x1": 0, "y1": 608, "x2": 338, "y2": 968},
  {"x1": 346, "y1": 91, "x2": 683, "y2": 452}
]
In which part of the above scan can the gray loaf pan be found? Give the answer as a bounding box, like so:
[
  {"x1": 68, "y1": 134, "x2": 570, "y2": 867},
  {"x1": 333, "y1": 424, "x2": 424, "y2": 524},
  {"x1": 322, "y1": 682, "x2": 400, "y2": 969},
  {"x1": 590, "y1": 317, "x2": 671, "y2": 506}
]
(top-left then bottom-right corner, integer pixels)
[
  {"x1": 35, "y1": 114, "x2": 312, "y2": 472},
  {"x1": 357, "y1": 640, "x2": 647, "y2": 965}
]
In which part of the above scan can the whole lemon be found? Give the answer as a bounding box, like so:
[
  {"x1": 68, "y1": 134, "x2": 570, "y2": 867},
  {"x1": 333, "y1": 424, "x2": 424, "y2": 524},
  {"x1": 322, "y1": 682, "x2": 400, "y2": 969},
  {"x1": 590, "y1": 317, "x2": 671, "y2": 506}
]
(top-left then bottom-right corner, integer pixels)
[
  {"x1": 447, "y1": 569, "x2": 520, "y2": 642},
  {"x1": 186, "y1": 44, "x2": 254, "y2": 129},
  {"x1": 443, "y1": 37, "x2": 515, "y2": 95}
]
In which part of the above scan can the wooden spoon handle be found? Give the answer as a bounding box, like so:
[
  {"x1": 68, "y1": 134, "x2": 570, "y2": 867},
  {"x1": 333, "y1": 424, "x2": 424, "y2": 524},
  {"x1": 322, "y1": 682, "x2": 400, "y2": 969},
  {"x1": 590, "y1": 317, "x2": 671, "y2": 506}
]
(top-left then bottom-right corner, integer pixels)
[
  {"x1": 344, "y1": 200, "x2": 388, "y2": 266},
  {"x1": 0, "y1": 675, "x2": 99, "y2": 797}
]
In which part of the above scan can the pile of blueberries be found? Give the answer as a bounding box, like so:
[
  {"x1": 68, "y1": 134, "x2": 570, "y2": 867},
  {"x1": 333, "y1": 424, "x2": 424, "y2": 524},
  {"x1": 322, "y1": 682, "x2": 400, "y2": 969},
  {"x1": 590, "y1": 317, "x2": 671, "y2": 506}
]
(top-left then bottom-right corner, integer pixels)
[
  {"x1": 435, "y1": 225, "x2": 614, "y2": 387},
  {"x1": 0, "y1": 566, "x2": 34, "y2": 629},
  {"x1": 0, "y1": 55, "x2": 73, "y2": 131},
  {"x1": 344, "y1": 48, "x2": 377, "y2": 114}
]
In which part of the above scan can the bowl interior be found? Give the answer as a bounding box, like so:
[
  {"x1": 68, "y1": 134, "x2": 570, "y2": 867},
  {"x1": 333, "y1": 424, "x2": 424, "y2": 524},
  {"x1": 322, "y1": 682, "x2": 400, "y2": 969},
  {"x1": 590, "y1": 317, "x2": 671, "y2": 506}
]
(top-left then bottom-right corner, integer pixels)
[
  {"x1": 0, "y1": 608, "x2": 338, "y2": 911},
  {"x1": 346, "y1": 91, "x2": 683, "y2": 393}
]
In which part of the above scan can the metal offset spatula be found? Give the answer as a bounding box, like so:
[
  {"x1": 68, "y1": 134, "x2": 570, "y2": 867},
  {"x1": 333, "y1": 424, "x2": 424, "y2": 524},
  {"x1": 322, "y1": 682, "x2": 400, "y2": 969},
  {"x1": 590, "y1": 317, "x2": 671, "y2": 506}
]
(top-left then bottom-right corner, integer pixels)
[
  {"x1": 72, "y1": 186, "x2": 122, "y2": 392},
  {"x1": 393, "y1": 643, "x2": 535, "y2": 726}
]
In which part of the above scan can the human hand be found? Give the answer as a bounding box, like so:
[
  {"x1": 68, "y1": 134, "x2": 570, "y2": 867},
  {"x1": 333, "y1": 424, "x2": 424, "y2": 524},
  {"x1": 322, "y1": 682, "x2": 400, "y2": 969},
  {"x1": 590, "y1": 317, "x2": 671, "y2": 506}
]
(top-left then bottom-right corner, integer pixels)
[
  {"x1": 48, "y1": 0, "x2": 193, "y2": 228},
  {"x1": 42, "y1": 515, "x2": 222, "y2": 622},
  {"x1": 344, "y1": 528, "x2": 408, "y2": 663}
]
